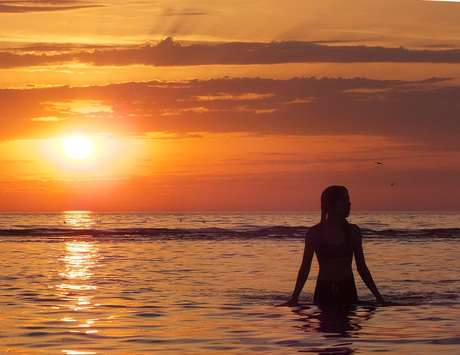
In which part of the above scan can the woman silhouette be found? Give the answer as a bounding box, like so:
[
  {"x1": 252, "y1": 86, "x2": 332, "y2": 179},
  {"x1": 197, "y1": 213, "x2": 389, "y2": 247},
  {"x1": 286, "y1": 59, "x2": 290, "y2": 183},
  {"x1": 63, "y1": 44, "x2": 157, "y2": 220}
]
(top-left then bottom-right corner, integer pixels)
[{"x1": 284, "y1": 186, "x2": 385, "y2": 306}]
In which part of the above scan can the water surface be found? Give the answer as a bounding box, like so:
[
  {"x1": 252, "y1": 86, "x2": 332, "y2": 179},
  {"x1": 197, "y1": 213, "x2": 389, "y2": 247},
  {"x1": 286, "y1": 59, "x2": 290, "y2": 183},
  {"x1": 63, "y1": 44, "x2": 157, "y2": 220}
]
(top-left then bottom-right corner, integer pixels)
[{"x1": 0, "y1": 212, "x2": 459, "y2": 354}]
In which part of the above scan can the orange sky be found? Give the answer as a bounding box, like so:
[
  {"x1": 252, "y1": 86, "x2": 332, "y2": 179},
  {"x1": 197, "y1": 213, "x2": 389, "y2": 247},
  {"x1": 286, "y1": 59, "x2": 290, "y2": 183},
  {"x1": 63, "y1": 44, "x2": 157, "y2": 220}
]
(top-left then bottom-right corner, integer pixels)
[{"x1": 0, "y1": 0, "x2": 459, "y2": 212}]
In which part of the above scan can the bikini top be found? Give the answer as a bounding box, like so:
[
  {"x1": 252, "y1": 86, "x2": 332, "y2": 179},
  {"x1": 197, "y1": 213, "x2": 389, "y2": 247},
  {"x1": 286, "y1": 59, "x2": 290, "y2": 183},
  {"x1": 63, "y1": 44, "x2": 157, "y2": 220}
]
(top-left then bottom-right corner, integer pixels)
[{"x1": 314, "y1": 222, "x2": 354, "y2": 259}]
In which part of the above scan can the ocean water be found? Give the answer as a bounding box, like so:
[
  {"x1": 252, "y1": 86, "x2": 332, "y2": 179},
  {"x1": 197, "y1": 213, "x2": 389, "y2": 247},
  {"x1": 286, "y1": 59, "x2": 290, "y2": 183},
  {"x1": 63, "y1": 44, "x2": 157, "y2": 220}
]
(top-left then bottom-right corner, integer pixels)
[{"x1": 0, "y1": 212, "x2": 459, "y2": 354}]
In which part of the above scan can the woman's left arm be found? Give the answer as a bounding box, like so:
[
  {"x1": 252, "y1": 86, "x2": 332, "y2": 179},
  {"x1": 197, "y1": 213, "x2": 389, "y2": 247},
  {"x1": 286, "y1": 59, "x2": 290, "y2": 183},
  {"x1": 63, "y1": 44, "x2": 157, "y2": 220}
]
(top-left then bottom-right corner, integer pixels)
[{"x1": 352, "y1": 224, "x2": 385, "y2": 304}]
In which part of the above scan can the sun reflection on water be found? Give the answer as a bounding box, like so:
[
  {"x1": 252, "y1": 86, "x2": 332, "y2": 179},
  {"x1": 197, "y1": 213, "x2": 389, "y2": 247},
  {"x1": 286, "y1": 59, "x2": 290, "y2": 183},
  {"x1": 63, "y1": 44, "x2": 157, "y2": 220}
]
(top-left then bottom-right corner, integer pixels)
[
  {"x1": 56, "y1": 238, "x2": 102, "y2": 347},
  {"x1": 62, "y1": 211, "x2": 97, "y2": 229},
  {"x1": 60, "y1": 241, "x2": 99, "y2": 280}
]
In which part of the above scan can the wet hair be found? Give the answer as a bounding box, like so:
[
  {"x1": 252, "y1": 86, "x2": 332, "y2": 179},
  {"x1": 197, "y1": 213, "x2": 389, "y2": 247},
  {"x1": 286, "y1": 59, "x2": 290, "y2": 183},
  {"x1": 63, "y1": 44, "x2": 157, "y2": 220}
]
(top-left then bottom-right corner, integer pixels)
[{"x1": 320, "y1": 185, "x2": 349, "y2": 222}]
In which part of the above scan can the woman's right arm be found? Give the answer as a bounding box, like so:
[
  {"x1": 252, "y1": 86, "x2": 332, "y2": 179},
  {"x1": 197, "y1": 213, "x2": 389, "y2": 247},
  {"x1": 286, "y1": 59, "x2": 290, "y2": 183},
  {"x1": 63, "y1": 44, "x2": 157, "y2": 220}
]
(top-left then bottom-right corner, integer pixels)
[
  {"x1": 282, "y1": 228, "x2": 315, "y2": 306},
  {"x1": 352, "y1": 224, "x2": 385, "y2": 304}
]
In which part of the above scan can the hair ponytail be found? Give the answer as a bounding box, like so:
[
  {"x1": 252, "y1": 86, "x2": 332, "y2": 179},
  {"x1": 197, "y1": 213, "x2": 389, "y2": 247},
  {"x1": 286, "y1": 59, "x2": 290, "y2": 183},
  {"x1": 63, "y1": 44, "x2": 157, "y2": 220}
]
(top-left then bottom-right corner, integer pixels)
[{"x1": 320, "y1": 209, "x2": 327, "y2": 223}]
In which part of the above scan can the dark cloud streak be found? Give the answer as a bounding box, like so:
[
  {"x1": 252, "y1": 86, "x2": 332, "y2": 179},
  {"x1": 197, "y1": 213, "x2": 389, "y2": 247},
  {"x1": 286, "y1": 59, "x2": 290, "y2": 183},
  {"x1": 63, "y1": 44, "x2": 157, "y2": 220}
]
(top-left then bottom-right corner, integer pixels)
[
  {"x1": 1, "y1": 37, "x2": 460, "y2": 68},
  {"x1": 0, "y1": 0, "x2": 104, "y2": 13}
]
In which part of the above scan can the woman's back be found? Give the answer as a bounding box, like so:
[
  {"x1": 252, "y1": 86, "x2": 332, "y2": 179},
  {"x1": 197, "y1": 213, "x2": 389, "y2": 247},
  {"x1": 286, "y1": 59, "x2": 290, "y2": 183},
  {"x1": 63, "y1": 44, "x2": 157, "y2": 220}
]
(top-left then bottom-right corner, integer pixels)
[{"x1": 311, "y1": 222, "x2": 355, "y2": 282}]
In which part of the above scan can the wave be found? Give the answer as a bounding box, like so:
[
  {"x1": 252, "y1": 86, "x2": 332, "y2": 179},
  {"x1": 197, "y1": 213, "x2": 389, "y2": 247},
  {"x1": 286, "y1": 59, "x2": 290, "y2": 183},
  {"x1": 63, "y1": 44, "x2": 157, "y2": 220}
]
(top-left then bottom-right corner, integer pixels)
[
  {"x1": 361, "y1": 227, "x2": 460, "y2": 239},
  {"x1": 0, "y1": 226, "x2": 458, "y2": 240}
]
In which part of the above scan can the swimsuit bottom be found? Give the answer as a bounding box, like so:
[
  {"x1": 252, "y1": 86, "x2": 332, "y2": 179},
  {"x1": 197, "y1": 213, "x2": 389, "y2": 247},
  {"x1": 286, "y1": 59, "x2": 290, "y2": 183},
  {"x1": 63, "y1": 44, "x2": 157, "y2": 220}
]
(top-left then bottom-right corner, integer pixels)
[{"x1": 314, "y1": 279, "x2": 358, "y2": 305}]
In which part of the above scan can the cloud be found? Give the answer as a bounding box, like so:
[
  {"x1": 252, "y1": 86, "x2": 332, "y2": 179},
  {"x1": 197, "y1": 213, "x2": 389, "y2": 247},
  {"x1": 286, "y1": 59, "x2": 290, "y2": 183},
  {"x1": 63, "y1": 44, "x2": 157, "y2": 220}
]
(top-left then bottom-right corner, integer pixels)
[
  {"x1": 162, "y1": 7, "x2": 207, "y2": 16},
  {"x1": 1, "y1": 76, "x2": 458, "y2": 151},
  {"x1": 0, "y1": 0, "x2": 104, "y2": 13},
  {"x1": 1, "y1": 38, "x2": 460, "y2": 68}
]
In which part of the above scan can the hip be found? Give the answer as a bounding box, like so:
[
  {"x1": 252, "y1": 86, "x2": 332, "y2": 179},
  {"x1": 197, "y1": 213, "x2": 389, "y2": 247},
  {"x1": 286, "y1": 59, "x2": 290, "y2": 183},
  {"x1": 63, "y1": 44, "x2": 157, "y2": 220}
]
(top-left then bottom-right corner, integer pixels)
[{"x1": 314, "y1": 278, "x2": 358, "y2": 305}]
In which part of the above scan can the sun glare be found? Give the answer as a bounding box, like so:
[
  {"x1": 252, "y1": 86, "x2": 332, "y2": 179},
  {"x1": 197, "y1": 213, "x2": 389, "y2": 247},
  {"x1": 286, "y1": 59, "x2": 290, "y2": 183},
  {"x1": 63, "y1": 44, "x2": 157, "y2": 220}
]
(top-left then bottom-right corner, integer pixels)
[{"x1": 62, "y1": 136, "x2": 95, "y2": 160}]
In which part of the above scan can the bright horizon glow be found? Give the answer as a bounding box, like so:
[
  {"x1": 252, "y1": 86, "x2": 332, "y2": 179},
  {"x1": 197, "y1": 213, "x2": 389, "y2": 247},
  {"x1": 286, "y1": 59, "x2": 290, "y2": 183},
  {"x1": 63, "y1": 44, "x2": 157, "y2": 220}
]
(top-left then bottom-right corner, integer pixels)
[{"x1": 62, "y1": 136, "x2": 95, "y2": 160}]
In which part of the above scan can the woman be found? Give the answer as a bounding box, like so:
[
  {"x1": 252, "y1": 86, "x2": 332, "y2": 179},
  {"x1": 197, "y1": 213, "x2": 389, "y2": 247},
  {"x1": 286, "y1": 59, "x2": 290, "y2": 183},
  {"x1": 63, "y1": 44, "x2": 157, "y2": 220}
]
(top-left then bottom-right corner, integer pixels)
[{"x1": 284, "y1": 186, "x2": 385, "y2": 306}]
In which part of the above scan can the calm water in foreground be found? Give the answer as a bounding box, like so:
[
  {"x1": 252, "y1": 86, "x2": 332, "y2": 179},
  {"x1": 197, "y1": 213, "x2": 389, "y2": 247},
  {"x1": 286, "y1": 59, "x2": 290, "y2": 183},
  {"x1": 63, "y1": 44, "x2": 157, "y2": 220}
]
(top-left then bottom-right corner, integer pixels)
[{"x1": 0, "y1": 212, "x2": 459, "y2": 354}]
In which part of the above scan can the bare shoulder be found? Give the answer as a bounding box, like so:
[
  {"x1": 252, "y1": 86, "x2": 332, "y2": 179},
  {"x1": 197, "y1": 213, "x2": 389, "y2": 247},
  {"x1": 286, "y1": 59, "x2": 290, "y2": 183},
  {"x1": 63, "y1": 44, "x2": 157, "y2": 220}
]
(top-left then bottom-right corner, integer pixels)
[
  {"x1": 306, "y1": 223, "x2": 321, "y2": 241},
  {"x1": 349, "y1": 223, "x2": 361, "y2": 232},
  {"x1": 307, "y1": 223, "x2": 321, "y2": 235},
  {"x1": 349, "y1": 223, "x2": 363, "y2": 241}
]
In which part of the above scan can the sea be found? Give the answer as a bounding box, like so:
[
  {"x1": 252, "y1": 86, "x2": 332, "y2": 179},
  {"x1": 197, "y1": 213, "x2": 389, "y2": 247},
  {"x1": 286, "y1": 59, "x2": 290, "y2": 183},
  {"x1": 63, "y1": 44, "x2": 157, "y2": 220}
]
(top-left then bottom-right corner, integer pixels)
[{"x1": 0, "y1": 212, "x2": 458, "y2": 354}]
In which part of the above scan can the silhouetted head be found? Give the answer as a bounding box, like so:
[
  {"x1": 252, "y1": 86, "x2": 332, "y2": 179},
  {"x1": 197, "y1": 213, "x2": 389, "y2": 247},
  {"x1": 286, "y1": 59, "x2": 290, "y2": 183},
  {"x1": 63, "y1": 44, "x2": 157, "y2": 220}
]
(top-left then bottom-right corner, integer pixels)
[{"x1": 320, "y1": 185, "x2": 350, "y2": 222}]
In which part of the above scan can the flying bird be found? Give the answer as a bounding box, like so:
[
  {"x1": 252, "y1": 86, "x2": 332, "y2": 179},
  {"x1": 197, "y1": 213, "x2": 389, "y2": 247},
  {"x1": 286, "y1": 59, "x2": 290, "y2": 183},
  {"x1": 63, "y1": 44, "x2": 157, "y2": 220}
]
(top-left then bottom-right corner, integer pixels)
[{"x1": 375, "y1": 162, "x2": 384, "y2": 165}]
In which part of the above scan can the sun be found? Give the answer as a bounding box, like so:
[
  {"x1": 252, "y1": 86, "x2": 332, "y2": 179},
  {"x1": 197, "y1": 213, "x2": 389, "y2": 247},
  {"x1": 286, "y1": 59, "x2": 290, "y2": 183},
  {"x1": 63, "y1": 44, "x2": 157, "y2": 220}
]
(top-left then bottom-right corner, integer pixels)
[{"x1": 62, "y1": 135, "x2": 95, "y2": 160}]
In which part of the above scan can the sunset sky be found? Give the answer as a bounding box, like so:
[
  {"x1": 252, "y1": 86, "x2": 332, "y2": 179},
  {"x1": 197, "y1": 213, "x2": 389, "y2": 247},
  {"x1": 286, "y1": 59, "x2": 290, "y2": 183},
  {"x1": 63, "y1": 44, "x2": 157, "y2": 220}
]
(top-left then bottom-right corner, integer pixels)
[{"x1": 0, "y1": 0, "x2": 459, "y2": 212}]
